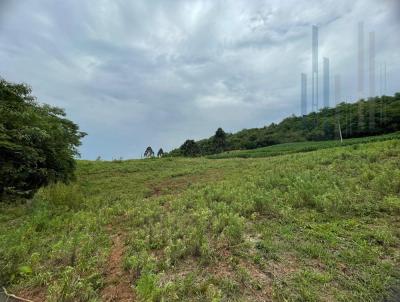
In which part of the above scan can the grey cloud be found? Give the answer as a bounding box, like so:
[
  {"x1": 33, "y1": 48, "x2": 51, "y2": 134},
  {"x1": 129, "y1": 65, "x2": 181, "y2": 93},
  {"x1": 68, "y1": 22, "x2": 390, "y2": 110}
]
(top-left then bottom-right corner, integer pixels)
[{"x1": 0, "y1": 0, "x2": 399, "y2": 159}]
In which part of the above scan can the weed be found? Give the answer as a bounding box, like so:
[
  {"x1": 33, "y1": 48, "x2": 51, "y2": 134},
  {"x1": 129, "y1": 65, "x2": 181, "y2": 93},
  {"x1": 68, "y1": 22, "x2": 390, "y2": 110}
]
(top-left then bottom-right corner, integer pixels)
[
  {"x1": 34, "y1": 183, "x2": 84, "y2": 211},
  {"x1": 1, "y1": 136, "x2": 399, "y2": 301}
]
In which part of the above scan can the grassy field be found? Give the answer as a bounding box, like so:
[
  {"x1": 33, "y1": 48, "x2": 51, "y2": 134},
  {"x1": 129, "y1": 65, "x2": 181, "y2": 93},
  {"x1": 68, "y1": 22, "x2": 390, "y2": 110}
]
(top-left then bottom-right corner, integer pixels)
[
  {"x1": 1, "y1": 136, "x2": 400, "y2": 301},
  {"x1": 207, "y1": 132, "x2": 400, "y2": 159}
]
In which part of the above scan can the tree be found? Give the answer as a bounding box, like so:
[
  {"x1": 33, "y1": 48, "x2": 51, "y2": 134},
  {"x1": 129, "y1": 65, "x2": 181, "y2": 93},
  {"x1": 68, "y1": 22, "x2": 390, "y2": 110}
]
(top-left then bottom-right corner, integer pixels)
[
  {"x1": 170, "y1": 93, "x2": 400, "y2": 157},
  {"x1": 179, "y1": 140, "x2": 200, "y2": 157},
  {"x1": 157, "y1": 148, "x2": 164, "y2": 157},
  {"x1": 212, "y1": 127, "x2": 227, "y2": 153},
  {"x1": 0, "y1": 78, "x2": 86, "y2": 201},
  {"x1": 144, "y1": 146, "x2": 154, "y2": 158}
]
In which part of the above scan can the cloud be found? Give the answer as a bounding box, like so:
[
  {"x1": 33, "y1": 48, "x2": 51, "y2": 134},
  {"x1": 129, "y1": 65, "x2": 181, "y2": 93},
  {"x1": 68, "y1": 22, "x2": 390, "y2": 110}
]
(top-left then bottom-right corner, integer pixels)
[
  {"x1": 0, "y1": 0, "x2": 399, "y2": 159},
  {"x1": 0, "y1": 0, "x2": 12, "y2": 22}
]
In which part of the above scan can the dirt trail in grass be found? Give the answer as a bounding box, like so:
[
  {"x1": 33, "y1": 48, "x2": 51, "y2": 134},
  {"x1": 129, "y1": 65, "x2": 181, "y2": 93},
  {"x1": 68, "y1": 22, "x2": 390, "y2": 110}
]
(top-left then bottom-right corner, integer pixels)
[{"x1": 101, "y1": 229, "x2": 134, "y2": 302}]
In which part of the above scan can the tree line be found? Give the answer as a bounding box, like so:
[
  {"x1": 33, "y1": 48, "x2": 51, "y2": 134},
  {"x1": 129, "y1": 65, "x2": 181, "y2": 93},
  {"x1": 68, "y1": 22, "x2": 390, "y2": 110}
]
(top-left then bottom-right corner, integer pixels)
[{"x1": 170, "y1": 93, "x2": 400, "y2": 157}]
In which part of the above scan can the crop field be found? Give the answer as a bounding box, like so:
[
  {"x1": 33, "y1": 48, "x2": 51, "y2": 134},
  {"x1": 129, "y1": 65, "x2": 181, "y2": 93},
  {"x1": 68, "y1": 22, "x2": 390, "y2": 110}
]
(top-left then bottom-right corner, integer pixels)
[{"x1": 1, "y1": 137, "x2": 400, "y2": 301}]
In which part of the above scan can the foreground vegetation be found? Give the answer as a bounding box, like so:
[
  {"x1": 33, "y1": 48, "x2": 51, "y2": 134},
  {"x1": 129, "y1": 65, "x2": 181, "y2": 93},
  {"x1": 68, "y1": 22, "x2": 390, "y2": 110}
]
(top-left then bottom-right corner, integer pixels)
[{"x1": 1, "y1": 135, "x2": 399, "y2": 301}]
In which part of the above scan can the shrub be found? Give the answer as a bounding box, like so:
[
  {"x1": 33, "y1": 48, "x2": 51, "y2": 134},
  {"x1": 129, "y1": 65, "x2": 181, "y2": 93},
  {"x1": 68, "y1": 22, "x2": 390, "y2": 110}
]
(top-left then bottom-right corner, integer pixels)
[
  {"x1": 34, "y1": 183, "x2": 84, "y2": 211},
  {"x1": 47, "y1": 266, "x2": 98, "y2": 302},
  {"x1": 136, "y1": 273, "x2": 160, "y2": 301}
]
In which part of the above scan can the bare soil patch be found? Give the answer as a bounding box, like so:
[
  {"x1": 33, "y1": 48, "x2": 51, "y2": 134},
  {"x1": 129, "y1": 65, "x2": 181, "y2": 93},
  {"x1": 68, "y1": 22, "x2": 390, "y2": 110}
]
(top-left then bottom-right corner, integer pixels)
[{"x1": 101, "y1": 230, "x2": 135, "y2": 302}]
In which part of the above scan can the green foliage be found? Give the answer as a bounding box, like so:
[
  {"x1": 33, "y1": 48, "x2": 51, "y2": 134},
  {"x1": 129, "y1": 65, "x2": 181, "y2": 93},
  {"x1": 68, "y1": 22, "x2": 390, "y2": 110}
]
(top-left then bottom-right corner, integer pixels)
[
  {"x1": 35, "y1": 183, "x2": 84, "y2": 211},
  {"x1": 136, "y1": 273, "x2": 160, "y2": 301},
  {"x1": 172, "y1": 93, "x2": 400, "y2": 156},
  {"x1": 0, "y1": 184, "x2": 108, "y2": 297},
  {"x1": 47, "y1": 266, "x2": 99, "y2": 302},
  {"x1": 208, "y1": 132, "x2": 400, "y2": 159},
  {"x1": 0, "y1": 78, "x2": 86, "y2": 201},
  {"x1": 179, "y1": 139, "x2": 201, "y2": 156},
  {"x1": 0, "y1": 136, "x2": 399, "y2": 301},
  {"x1": 212, "y1": 128, "x2": 227, "y2": 153}
]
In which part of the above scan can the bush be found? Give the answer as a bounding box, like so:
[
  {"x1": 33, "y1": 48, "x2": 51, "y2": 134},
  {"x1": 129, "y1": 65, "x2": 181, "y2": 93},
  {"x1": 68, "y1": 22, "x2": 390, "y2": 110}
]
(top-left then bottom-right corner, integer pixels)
[
  {"x1": 136, "y1": 273, "x2": 160, "y2": 301},
  {"x1": 0, "y1": 78, "x2": 86, "y2": 201},
  {"x1": 35, "y1": 183, "x2": 84, "y2": 211}
]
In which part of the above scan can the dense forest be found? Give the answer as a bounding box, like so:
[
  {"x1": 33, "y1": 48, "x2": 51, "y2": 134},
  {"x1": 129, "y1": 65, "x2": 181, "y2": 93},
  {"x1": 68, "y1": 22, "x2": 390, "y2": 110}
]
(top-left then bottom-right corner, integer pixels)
[{"x1": 171, "y1": 93, "x2": 400, "y2": 156}]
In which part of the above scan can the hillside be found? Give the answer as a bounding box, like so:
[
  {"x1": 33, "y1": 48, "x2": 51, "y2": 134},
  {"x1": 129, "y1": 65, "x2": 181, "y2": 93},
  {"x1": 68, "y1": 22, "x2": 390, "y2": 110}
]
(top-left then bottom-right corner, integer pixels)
[
  {"x1": 1, "y1": 135, "x2": 399, "y2": 301},
  {"x1": 207, "y1": 132, "x2": 400, "y2": 159},
  {"x1": 171, "y1": 93, "x2": 400, "y2": 157}
]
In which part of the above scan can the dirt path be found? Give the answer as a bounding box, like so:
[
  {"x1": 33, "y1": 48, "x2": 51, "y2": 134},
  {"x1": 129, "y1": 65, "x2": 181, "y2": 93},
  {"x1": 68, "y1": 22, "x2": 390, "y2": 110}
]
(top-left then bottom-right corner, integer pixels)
[{"x1": 101, "y1": 230, "x2": 135, "y2": 302}]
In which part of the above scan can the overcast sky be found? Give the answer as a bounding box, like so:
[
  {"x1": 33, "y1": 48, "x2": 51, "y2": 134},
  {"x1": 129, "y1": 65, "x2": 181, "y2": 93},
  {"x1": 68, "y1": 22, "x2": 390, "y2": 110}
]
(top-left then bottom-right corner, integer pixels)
[{"x1": 1, "y1": 0, "x2": 399, "y2": 159}]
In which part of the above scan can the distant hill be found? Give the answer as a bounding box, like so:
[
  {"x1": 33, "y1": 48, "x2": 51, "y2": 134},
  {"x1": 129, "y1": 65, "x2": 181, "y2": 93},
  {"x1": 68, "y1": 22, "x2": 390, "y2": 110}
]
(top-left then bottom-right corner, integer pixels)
[{"x1": 171, "y1": 93, "x2": 400, "y2": 156}]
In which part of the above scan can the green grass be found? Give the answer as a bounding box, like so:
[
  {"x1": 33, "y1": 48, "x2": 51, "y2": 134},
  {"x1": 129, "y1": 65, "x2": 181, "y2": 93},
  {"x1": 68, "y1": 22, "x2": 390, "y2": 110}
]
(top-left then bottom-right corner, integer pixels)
[
  {"x1": 207, "y1": 132, "x2": 400, "y2": 159},
  {"x1": 1, "y1": 135, "x2": 400, "y2": 301}
]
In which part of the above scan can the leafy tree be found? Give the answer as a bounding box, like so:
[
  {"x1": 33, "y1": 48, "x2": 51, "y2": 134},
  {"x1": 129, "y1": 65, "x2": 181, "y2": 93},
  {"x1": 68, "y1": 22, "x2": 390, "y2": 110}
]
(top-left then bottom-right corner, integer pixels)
[
  {"x1": 212, "y1": 127, "x2": 227, "y2": 153},
  {"x1": 157, "y1": 148, "x2": 164, "y2": 157},
  {"x1": 179, "y1": 140, "x2": 200, "y2": 157},
  {"x1": 144, "y1": 146, "x2": 154, "y2": 158},
  {"x1": 0, "y1": 78, "x2": 86, "y2": 201}
]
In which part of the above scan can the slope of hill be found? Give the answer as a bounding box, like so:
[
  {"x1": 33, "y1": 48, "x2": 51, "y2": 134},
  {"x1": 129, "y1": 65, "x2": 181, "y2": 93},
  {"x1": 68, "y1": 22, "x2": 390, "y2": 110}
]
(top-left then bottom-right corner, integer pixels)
[
  {"x1": 1, "y1": 135, "x2": 399, "y2": 301},
  {"x1": 207, "y1": 132, "x2": 400, "y2": 159},
  {"x1": 171, "y1": 93, "x2": 400, "y2": 157}
]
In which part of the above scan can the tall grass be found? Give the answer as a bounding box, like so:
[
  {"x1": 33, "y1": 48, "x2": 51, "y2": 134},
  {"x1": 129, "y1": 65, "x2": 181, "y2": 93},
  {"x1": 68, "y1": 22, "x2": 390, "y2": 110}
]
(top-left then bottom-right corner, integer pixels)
[{"x1": 34, "y1": 183, "x2": 84, "y2": 211}]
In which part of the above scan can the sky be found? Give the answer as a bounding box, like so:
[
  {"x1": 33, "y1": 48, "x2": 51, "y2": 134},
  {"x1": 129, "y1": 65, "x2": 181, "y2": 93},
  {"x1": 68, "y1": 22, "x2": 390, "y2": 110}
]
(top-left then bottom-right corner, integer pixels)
[{"x1": 1, "y1": 0, "x2": 399, "y2": 159}]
